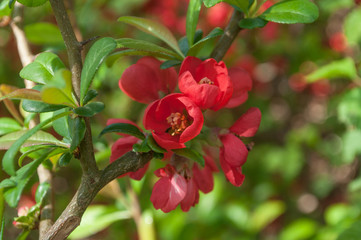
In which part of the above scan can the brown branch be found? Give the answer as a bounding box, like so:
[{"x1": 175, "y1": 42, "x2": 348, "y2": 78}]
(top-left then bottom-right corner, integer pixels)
[
  {"x1": 43, "y1": 151, "x2": 153, "y2": 240},
  {"x1": 210, "y1": 10, "x2": 244, "y2": 62},
  {"x1": 10, "y1": 3, "x2": 54, "y2": 238}
]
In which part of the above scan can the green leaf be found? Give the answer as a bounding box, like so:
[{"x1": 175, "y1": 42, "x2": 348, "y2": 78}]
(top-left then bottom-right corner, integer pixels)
[
  {"x1": 133, "y1": 140, "x2": 151, "y2": 153},
  {"x1": 172, "y1": 148, "x2": 205, "y2": 167},
  {"x1": 0, "y1": 89, "x2": 42, "y2": 102},
  {"x1": 35, "y1": 182, "x2": 50, "y2": 204},
  {"x1": 0, "y1": 118, "x2": 22, "y2": 135},
  {"x1": 52, "y1": 108, "x2": 72, "y2": 138},
  {"x1": 70, "y1": 118, "x2": 86, "y2": 152},
  {"x1": 203, "y1": 0, "x2": 249, "y2": 13},
  {"x1": 18, "y1": 144, "x2": 60, "y2": 167},
  {"x1": 338, "y1": 88, "x2": 361, "y2": 128},
  {"x1": 118, "y1": 16, "x2": 184, "y2": 58},
  {"x1": 73, "y1": 102, "x2": 105, "y2": 117},
  {"x1": 337, "y1": 221, "x2": 361, "y2": 240},
  {"x1": 24, "y1": 22, "x2": 63, "y2": 46},
  {"x1": 239, "y1": 17, "x2": 268, "y2": 29},
  {"x1": 82, "y1": 89, "x2": 98, "y2": 106},
  {"x1": 116, "y1": 38, "x2": 181, "y2": 59},
  {"x1": 260, "y1": 0, "x2": 319, "y2": 24},
  {"x1": 22, "y1": 99, "x2": 68, "y2": 113},
  {"x1": 178, "y1": 37, "x2": 190, "y2": 56},
  {"x1": 19, "y1": 52, "x2": 65, "y2": 84},
  {"x1": 280, "y1": 218, "x2": 317, "y2": 240},
  {"x1": 2, "y1": 150, "x2": 52, "y2": 207},
  {"x1": 306, "y1": 58, "x2": 358, "y2": 83},
  {"x1": 344, "y1": 7, "x2": 361, "y2": 47},
  {"x1": 160, "y1": 60, "x2": 182, "y2": 69},
  {"x1": 325, "y1": 204, "x2": 356, "y2": 226},
  {"x1": 58, "y1": 152, "x2": 73, "y2": 167},
  {"x1": 106, "y1": 49, "x2": 176, "y2": 67},
  {"x1": 17, "y1": 0, "x2": 47, "y2": 7},
  {"x1": 99, "y1": 123, "x2": 145, "y2": 140},
  {"x1": 0, "y1": 1, "x2": 11, "y2": 17},
  {"x1": 0, "y1": 179, "x2": 16, "y2": 189},
  {"x1": 16, "y1": 230, "x2": 30, "y2": 240},
  {"x1": 248, "y1": 200, "x2": 286, "y2": 231},
  {"x1": 187, "y1": 27, "x2": 223, "y2": 56},
  {"x1": 0, "y1": 130, "x2": 68, "y2": 151},
  {"x1": 80, "y1": 37, "x2": 117, "y2": 105},
  {"x1": 147, "y1": 135, "x2": 166, "y2": 153},
  {"x1": 186, "y1": 0, "x2": 202, "y2": 46},
  {"x1": 69, "y1": 205, "x2": 131, "y2": 239},
  {"x1": 342, "y1": 130, "x2": 361, "y2": 163},
  {"x1": 42, "y1": 69, "x2": 77, "y2": 107},
  {"x1": 2, "y1": 110, "x2": 71, "y2": 175}
]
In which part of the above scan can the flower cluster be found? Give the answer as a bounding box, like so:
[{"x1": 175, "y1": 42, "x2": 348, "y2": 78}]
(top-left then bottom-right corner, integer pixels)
[{"x1": 112, "y1": 56, "x2": 261, "y2": 212}]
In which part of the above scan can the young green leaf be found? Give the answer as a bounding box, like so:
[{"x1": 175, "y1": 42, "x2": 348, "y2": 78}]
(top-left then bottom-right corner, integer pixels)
[
  {"x1": 19, "y1": 52, "x2": 65, "y2": 84},
  {"x1": 133, "y1": 140, "x2": 151, "y2": 153},
  {"x1": 239, "y1": 17, "x2": 268, "y2": 29},
  {"x1": 22, "y1": 100, "x2": 68, "y2": 113},
  {"x1": 2, "y1": 149, "x2": 53, "y2": 208},
  {"x1": 82, "y1": 89, "x2": 98, "y2": 106},
  {"x1": 260, "y1": 0, "x2": 319, "y2": 24},
  {"x1": 2, "y1": 110, "x2": 71, "y2": 175},
  {"x1": 172, "y1": 148, "x2": 205, "y2": 167},
  {"x1": 80, "y1": 37, "x2": 117, "y2": 105},
  {"x1": 0, "y1": 118, "x2": 22, "y2": 135},
  {"x1": 203, "y1": 0, "x2": 249, "y2": 13},
  {"x1": 118, "y1": 16, "x2": 184, "y2": 58},
  {"x1": 147, "y1": 135, "x2": 167, "y2": 153},
  {"x1": 73, "y1": 102, "x2": 105, "y2": 117},
  {"x1": 116, "y1": 38, "x2": 181, "y2": 59},
  {"x1": 343, "y1": 7, "x2": 361, "y2": 47},
  {"x1": 99, "y1": 123, "x2": 145, "y2": 140},
  {"x1": 186, "y1": 0, "x2": 202, "y2": 46},
  {"x1": 160, "y1": 60, "x2": 182, "y2": 69},
  {"x1": 306, "y1": 58, "x2": 358, "y2": 83},
  {"x1": 58, "y1": 152, "x2": 73, "y2": 167},
  {"x1": 187, "y1": 27, "x2": 223, "y2": 56},
  {"x1": 0, "y1": 89, "x2": 42, "y2": 102},
  {"x1": 18, "y1": 145, "x2": 59, "y2": 167},
  {"x1": 52, "y1": 108, "x2": 72, "y2": 138},
  {"x1": 35, "y1": 182, "x2": 50, "y2": 204},
  {"x1": 70, "y1": 117, "x2": 86, "y2": 152}
]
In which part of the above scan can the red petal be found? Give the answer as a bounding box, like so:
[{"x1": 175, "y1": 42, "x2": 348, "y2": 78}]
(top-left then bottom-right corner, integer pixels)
[
  {"x1": 220, "y1": 156, "x2": 245, "y2": 187},
  {"x1": 162, "y1": 172, "x2": 187, "y2": 212},
  {"x1": 179, "y1": 56, "x2": 203, "y2": 77},
  {"x1": 225, "y1": 67, "x2": 252, "y2": 108},
  {"x1": 129, "y1": 162, "x2": 150, "y2": 180},
  {"x1": 110, "y1": 136, "x2": 139, "y2": 163},
  {"x1": 220, "y1": 133, "x2": 248, "y2": 167},
  {"x1": 180, "y1": 179, "x2": 199, "y2": 212},
  {"x1": 119, "y1": 64, "x2": 159, "y2": 104},
  {"x1": 195, "y1": 58, "x2": 228, "y2": 83},
  {"x1": 229, "y1": 107, "x2": 262, "y2": 137},
  {"x1": 192, "y1": 162, "x2": 214, "y2": 193},
  {"x1": 151, "y1": 177, "x2": 171, "y2": 210}
]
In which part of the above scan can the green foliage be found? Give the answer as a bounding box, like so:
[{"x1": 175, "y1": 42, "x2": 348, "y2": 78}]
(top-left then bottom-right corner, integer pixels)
[
  {"x1": 280, "y1": 219, "x2": 318, "y2": 240},
  {"x1": 24, "y1": 23, "x2": 63, "y2": 46},
  {"x1": 1, "y1": 110, "x2": 71, "y2": 175},
  {"x1": 22, "y1": 100, "x2": 68, "y2": 113},
  {"x1": 118, "y1": 16, "x2": 184, "y2": 57},
  {"x1": 260, "y1": 0, "x2": 319, "y2": 24},
  {"x1": 69, "y1": 117, "x2": 86, "y2": 152},
  {"x1": 336, "y1": 221, "x2": 361, "y2": 240},
  {"x1": 0, "y1": 1, "x2": 11, "y2": 17},
  {"x1": 99, "y1": 123, "x2": 145, "y2": 140},
  {"x1": 306, "y1": 58, "x2": 358, "y2": 83},
  {"x1": 187, "y1": 28, "x2": 223, "y2": 56},
  {"x1": 73, "y1": 102, "x2": 105, "y2": 117},
  {"x1": 186, "y1": 0, "x2": 202, "y2": 46},
  {"x1": 35, "y1": 182, "x2": 50, "y2": 204},
  {"x1": 0, "y1": 118, "x2": 22, "y2": 135},
  {"x1": 58, "y1": 152, "x2": 73, "y2": 167},
  {"x1": 80, "y1": 37, "x2": 117, "y2": 105},
  {"x1": 338, "y1": 88, "x2": 361, "y2": 129},
  {"x1": 17, "y1": 0, "x2": 48, "y2": 7},
  {"x1": 343, "y1": 7, "x2": 361, "y2": 47},
  {"x1": 0, "y1": 89, "x2": 42, "y2": 102},
  {"x1": 147, "y1": 135, "x2": 167, "y2": 153},
  {"x1": 239, "y1": 17, "x2": 268, "y2": 29},
  {"x1": 172, "y1": 148, "x2": 205, "y2": 167},
  {"x1": 19, "y1": 52, "x2": 65, "y2": 85},
  {"x1": 202, "y1": 0, "x2": 250, "y2": 14},
  {"x1": 248, "y1": 200, "x2": 286, "y2": 231},
  {"x1": 160, "y1": 60, "x2": 182, "y2": 69}
]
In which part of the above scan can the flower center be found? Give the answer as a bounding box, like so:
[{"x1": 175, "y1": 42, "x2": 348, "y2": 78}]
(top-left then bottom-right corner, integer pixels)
[
  {"x1": 166, "y1": 112, "x2": 189, "y2": 136},
  {"x1": 198, "y1": 77, "x2": 214, "y2": 85}
]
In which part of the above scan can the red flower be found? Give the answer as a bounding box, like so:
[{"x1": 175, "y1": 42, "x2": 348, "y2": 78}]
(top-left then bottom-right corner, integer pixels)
[
  {"x1": 192, "y1": 155, "x2": 218, "y2": 193},
  {"x1": 150, "y1": 165, "x2": 187, "y2": 213},
  {"x1": 225, "y1": 67, "x2": 252, "y2": 108},
  {"x1": 206, "y1": 2, "x2": 232, "y2": 28},
  {"x1": 119, "y1": 57, "x2": 177, "y2": 104},
  {"x1": 108, "y1": 119, "x2": 149, "y2": 180},
  {"x1": 143, "y1": 93, "x2": 203, "y2": 149},
  {"x1": 220, "y1": 108, "x2": 261, "y2": 186},
  {"x1": 180, "y1": 179, "x2": 199, "y2": 212},
  {"x1": 178, "y1": 56, "x2": 233, "y2": 111}
]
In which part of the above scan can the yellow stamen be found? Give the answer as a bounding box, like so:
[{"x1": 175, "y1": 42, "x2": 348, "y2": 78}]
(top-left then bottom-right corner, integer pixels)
[
  {"x1": 166, "y1": 112, "x2": 189, "y2": 136},
  {"x1": 198, "y1": 77, "x2": 214, "y2": 85}
]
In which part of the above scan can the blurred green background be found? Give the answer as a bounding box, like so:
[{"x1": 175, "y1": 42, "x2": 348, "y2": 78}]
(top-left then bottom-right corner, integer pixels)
[{"x1": 2, "y1": 0, "x2": 361, "y2": 239}]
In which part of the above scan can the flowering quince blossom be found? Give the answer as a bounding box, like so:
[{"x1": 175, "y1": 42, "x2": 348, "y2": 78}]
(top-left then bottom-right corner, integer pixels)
[
  {"x1": 119, "y1": 57, "x2": 177, "y2": 104},
  {"x1": 219, "y1": 107, "x2": 262, "y2": 186},
  {"x1": 13, "y1": 195, "x2": 36, "y2": 227},
  {"x1": 143, "y1": 93, "x2": 203, "y2": 149},
  {"x1": 225, "y1": 67, "x2": 253, "y2": 108},
  {"x1": 178, "y1": 56, "x2": 233, "y2": 111},
  {"x1": 107, "y1": 119, "x2": 149, "y2": 180}
]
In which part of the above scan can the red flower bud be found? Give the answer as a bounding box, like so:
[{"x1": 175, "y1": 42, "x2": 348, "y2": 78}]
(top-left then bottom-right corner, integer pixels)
[{"x1": 225, "y1": 67, "x2": 252, "y2": 108}]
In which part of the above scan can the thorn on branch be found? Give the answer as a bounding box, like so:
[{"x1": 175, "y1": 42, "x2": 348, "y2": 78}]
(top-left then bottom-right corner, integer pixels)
[{"x1": 80, "y1": 36, "x2": 100, "y2": 48}]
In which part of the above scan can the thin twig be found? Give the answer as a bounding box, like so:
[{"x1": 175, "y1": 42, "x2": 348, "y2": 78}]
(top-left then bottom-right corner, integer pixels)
[
  {"x1": 10, "y1": 2, "x2": 54, "y2": 238},
  {"x1": 210, "y1": 10, "x2": 244, "y2": 62}
]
